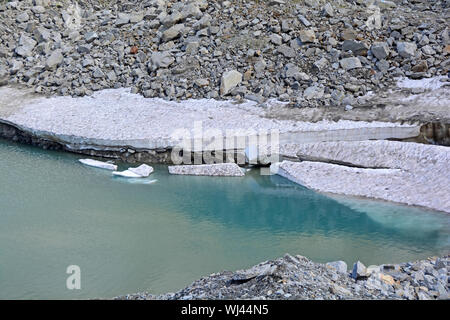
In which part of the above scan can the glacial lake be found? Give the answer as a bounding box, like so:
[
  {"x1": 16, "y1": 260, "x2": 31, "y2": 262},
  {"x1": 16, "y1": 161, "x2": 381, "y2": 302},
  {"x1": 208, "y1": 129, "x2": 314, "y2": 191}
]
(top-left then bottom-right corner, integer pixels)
[{"x1": 0, "y1": 139, "x2": 449, "y2": 299}]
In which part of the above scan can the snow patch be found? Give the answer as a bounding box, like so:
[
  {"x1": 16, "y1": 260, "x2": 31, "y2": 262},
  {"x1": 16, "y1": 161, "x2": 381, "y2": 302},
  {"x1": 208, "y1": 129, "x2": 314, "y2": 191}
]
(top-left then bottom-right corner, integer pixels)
[{"x1": 397, "y1": 76, "x2": 447, "y2": 90}]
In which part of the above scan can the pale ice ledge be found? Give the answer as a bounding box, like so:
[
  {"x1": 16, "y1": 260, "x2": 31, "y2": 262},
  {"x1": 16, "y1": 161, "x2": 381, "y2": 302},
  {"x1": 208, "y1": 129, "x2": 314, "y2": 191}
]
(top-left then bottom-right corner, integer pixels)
[
  {"x1": 272, "y1": 140, "x2": 450, "y2": 213},
  {"x1": 0, "y1": 87, "x2": 420, "y2": 151}
]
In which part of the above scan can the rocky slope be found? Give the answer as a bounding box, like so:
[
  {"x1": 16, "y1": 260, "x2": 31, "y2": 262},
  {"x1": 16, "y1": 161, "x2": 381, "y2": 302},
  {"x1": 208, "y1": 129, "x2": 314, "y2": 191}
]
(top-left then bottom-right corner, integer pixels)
[
  {"x1": 0, "y1": 0, "x2": 449, "y2": 108},
  {"x1": 116, "y1": 253, "x2": 449, "y2": 300}
]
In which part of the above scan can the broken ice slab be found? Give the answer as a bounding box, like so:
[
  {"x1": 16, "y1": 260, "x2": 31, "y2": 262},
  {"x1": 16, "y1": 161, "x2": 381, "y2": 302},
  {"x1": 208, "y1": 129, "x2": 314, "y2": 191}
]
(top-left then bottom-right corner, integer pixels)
[
  {"x1": 79, "y1": 159, "x2": 118, "y2": 170},
  {"x1": 113, "y1": 164, "x2": 154, "y2": 178}
]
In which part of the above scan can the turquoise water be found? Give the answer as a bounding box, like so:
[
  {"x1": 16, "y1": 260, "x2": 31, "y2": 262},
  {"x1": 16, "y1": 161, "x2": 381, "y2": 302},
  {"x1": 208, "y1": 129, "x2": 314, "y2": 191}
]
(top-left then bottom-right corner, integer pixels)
[{"x1": 0, "y1": 139, "x2": 449, "y2": 299}]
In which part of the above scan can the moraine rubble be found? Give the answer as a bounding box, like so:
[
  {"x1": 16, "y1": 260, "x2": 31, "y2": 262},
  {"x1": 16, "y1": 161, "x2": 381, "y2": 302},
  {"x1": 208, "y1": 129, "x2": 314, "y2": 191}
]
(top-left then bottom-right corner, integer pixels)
[
  {"x1": 116, "y1": 253, "x2": 449, "y2": 300},
  {"x1": 0, "y1": 0, "x2": 449, "y2": 108}
]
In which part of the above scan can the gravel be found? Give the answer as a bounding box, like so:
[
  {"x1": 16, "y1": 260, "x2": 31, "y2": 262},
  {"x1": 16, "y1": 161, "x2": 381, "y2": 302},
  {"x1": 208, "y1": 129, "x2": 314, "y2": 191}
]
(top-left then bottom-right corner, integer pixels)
[{"x1": 0, "y1": 0, "x2": 448, "y2": 107}]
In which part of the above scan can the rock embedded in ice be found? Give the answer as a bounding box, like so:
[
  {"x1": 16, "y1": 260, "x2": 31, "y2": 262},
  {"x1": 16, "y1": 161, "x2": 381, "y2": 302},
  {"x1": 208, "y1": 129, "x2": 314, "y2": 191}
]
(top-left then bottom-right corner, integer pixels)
[
  {"x1": 168, "y1": 163, "x2": 245, "y2": 176},
  {"x1": 79, "y1": 159, "x2": 117, "y2": 170}
]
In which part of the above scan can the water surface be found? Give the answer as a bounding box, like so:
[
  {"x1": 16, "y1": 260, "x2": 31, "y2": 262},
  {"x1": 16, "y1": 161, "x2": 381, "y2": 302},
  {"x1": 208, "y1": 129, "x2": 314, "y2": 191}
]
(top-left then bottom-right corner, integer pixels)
[{"x1": 0, "y1": 139, "x2": 448, "y2": 299}]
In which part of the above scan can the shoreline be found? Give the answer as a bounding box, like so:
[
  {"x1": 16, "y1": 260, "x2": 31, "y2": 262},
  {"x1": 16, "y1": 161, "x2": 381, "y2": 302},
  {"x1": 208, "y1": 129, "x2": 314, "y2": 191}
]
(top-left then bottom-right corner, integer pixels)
[
  {"x1": 0, "y1": 85, "x2": 449, "y2": 212},
  {"x1": 115, "y1": 253, "x2": 450, "y2": 300}
]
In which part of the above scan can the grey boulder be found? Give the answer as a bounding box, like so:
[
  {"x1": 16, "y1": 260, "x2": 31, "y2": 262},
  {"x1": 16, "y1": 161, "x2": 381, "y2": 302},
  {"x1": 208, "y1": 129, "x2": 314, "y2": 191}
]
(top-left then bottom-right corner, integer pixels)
[
  {"x1": 342, "y1": 40, "x2": 368, "y2": 56},
  {"x1": 397, "y1": 42, "x2": 417, "y2": 58},
  {"x1": 149, "y1": 51, "x2": 175, "y2": 70},
  {"x1": 340, "y1": 57, "x2": 362, "y2": 70},
  {"x1": 162, "y1": 24, "x2": 185, "y2": 42},
  {"x1": 371, "y1": 42, "x2": 389, "y2": 60},
  {"x1": 326, "y1": 261, "x2": 348, "y2": 274},
  {"x1": 352, "y1": 261, "x2": 367, "y2": 280},
  {"x1": 45, "y1": 50, "x2": 64, "y2": 70}
]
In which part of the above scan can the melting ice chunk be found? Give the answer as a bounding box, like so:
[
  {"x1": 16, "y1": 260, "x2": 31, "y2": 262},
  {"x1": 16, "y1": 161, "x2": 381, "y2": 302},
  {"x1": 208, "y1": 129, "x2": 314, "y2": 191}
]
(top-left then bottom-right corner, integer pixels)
[
  {"x1": 79, "y1": 159, "x2": 118, "y2": 171},
  {"x1": 113, "y1": 164, "x2": 154, "y2": 178},
  {"x1": 128, "y1": 164, "x2": 154, "y2": 177}
]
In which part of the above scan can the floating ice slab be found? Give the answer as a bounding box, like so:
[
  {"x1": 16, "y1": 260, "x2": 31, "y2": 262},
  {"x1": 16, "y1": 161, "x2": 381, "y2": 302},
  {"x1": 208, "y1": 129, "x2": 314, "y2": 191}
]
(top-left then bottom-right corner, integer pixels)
[
  {"x1": 128, "y1": 164, "x2": 154, "y2": 177},
  {"x1": 79, "y1": 159, "x2": 117, "y2": 170},
  {"x1": 113, "y1": 164, "x2": 154, "y2": 178},
  {"x1": 168, "y1": 163, "x2": 245, "y2": 176}
]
